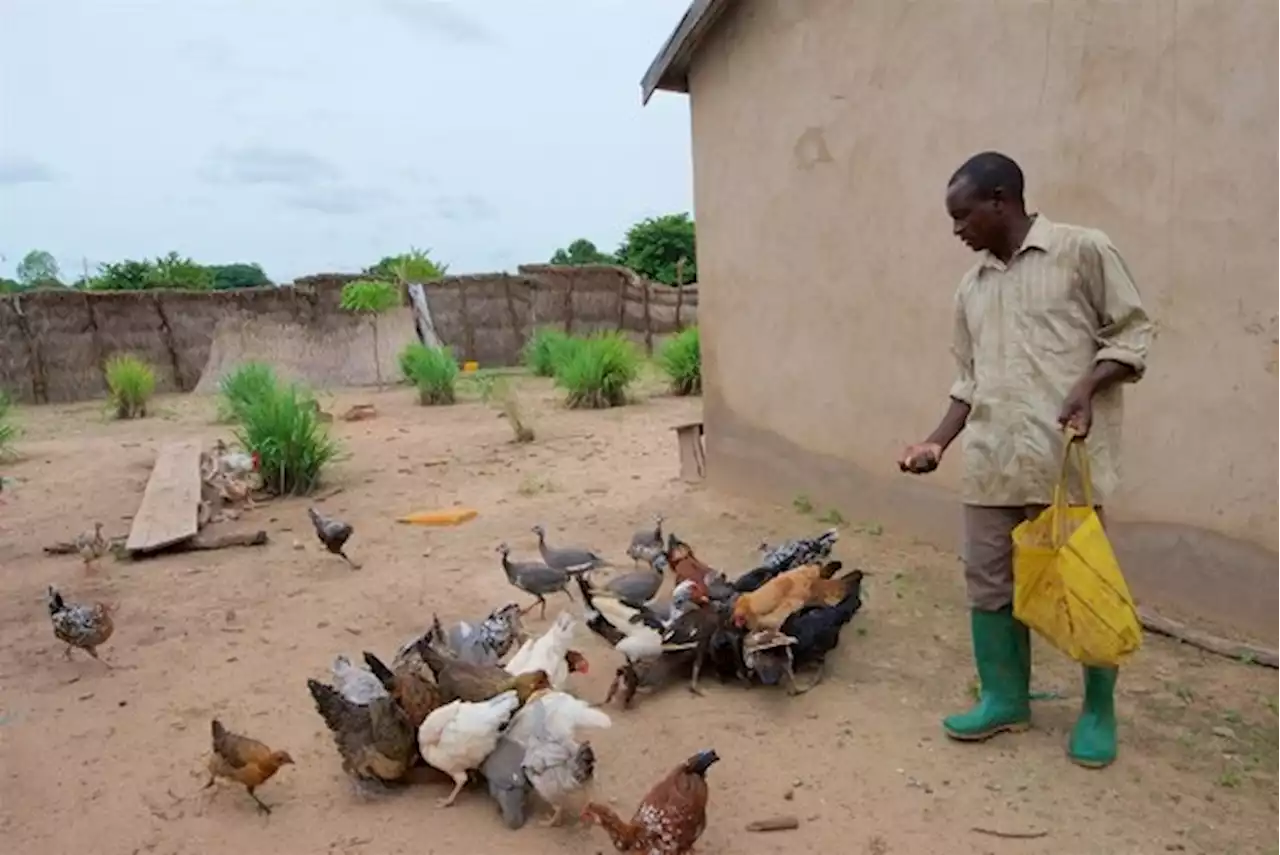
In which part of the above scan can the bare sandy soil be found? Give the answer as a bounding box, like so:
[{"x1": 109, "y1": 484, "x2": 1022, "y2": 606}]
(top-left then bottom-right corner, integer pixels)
[{"x1": 0, "y1": 375, "x2": 1274, "y2": 855}]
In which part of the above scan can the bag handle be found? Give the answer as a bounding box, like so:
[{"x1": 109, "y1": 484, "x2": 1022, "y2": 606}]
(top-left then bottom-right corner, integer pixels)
[{"x1": 1048, "y1": 427, "x2": 1094, "y2": 547}]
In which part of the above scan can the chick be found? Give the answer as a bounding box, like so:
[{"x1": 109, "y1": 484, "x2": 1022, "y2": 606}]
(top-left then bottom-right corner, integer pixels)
[
  {"x1": 75, "y1": 522, "x2": 108, "y2": 571},
  {"x1": 46, "y1": 585, "x2": 115, "y2": 665},
  {"x1": 204, "y1": 719, "x2": 294, "y2": 815}
]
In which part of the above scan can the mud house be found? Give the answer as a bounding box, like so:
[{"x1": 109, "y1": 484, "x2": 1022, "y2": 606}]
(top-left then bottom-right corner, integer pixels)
[{"x1": 642, "y1": 0, "x2": 1278, "y2": 641}]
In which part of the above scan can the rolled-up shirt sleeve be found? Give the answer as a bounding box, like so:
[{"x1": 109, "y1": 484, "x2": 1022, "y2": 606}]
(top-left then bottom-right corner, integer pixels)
[
  {"x1": 948, "y1": 285, "x2": 976, "y2": 405},
  {"x1": 1085, "y1": 231, "x2": 1155, "y2": 381}
]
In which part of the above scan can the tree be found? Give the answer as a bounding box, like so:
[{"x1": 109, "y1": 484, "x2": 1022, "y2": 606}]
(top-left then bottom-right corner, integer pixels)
[
  {"x1": 549, "y1": 238, "x2": 615, "y2": 266},
  {"x1": 615, "y1": 213, "x2": 696, "y2": 285},
  {"x1": 16, "y1": 250, "x2": 60, "y2": 287},
  {"x1": 209, "y1": 263, "x2": 271, "y2": 290},
  {"x1": 0, "y1": 277, "x2": 22, "y2": 293},
  {"x1": 340, "y1": 280, "x2": 402, "y2": 388},
  {"x1": 86, "y1": 253, "x2": 214, "y2": 291},
  {"x1": 365, "y1": 247, "x2": 448, "y2": 283}
]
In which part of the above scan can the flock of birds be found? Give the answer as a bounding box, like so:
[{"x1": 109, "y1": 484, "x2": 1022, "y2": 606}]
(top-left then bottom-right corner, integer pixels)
[{"x1": 44, "y1": 508, "x2": 865, "y2": 854}]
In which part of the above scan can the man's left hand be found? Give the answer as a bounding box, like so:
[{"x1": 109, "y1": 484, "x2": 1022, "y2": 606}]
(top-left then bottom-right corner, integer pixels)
[{"x1": 1058, "y1": 379, "x2": 1094, "y2": 436}]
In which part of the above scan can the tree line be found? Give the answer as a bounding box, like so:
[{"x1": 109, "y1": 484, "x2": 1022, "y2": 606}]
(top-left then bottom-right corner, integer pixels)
[{"x1": 1, "y1": 210, "x2": 697, "y2": 294}]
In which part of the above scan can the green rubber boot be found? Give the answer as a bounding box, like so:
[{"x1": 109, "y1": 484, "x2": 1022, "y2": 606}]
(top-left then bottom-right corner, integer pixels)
[
  {"x1": 943, "y1": 607, "x2": 1031, "y2": 741},
  {"x1": 1068, "y1": 666, "x2": 1118, "y2": 768}
]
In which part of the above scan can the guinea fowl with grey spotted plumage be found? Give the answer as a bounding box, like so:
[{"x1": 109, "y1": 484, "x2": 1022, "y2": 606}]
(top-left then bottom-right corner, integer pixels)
[
  {"x1": 531, "y1": 523, "x2": 607, "y2": 572},
  {"x1": 307, "y1": 507, "x2": 356, "y2": 567},
  {"x1": 497, "y1": 542, "x2": 586, "y2": 619}
]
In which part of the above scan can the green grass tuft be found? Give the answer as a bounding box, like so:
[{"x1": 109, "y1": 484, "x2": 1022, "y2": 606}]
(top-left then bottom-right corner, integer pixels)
[
  {"x1": 553, "y1": 331, "x2": 640, "y2": 409},
  {"x1": 234, "y1": 382, "x2": 339, "y2": 495},
  {"x1": 523, "y1": 326, "x2": 580, "y2": 377},
  {"x1": 658, "y1": 326, "x2": 701, "y2": 396},
  {"x1": 104, "y1": 354, "x2": 156, "y2": 419},
  {"x1": 217, "y1": 361, "x2": 278, "y2": 423},
  {"x1": 0, "y1": 391, "x2": 18, "y2": 459},
  {"x1": 399, "y1": 342, "x2": 460, "y2": 405}
]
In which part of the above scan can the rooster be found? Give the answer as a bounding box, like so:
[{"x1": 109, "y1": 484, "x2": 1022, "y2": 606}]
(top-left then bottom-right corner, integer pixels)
[
  {"x1": 582, "y1": 748, "x2": 720, "y2": 854},
  {"x1": 307, "y1": 507, "x2": 356, "y2": 567}
]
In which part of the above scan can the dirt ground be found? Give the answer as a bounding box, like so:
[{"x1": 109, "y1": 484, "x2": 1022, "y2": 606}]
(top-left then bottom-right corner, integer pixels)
[{"x1": 0, "y1": 374, "x2": 1275, "y2": 855}]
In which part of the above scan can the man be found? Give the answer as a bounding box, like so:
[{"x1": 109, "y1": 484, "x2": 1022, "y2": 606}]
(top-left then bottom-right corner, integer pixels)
[{"x1": 899, "y1": 151, "x2": 1154, "y2": 768}]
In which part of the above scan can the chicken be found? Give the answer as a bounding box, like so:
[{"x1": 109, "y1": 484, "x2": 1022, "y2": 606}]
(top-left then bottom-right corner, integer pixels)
[
  {"x1": 741, "y1": 628, "x2": 802, "y2": 694},
  {"x1": 306, "y1": 678, "x2": 417, "y2": 793},
  {"x1": 331, "y1": 654, "x2": 388, "y2": 705},
  {"x1": 362, "y1": 651, "x2": 445, "y2": 729},
  {"x1": 307, "y1": 506, "x2": 356, "y2": 567},
  {"x1": 734, "y1": 528, "x2": 840, "y2": 593},
  {"x1": 582, "y1": 748, "x2": 721, "y2": 854},
  {"x1": 664, "y1": 533, "x2": 722, "y2": 588},
  {"x1": 605, "y1": 650, "x2": 697, "y2": 710},
  {"x1": 505, "y1": 690, "x2": 612, "y2": 826},
  {"x1": 415, "y1": 635, "x2": 552, "y2": 704},
  {"x1": 46, "y1": 585, "x2": 115, "y2": 665},
  {"x1": 575, "y1": 573, "x2": 667, "y2": 662},
  {"x1": 418, "y1": 690, "x2": 522, "y2": 807},
  {"x1": 204, "y1": 719, "x2": 294, "y2": 815},
  {"x1": 422, "y1": 603, "x2": 525, "y2": 666},
  {"x1": 656, "y1": 583, "x2": 720, "y2": 695},
  {"x1": 497, "y1": 542, "x2": 586, "y2": 619},
  {"x1": 532, "y1": 523, "x2": 608, "y2": 571},
  {"x1": 730, "y1": 560, "x2": 858, "y2": 631},
  {"x1": 503, "y1": 611, "x2": 588, "y2": 689},
  {"x1": 74, "y1": 522, "x2": 108, "y2": 571},
  {"x1": 481, "y1": 734, "x2": 533, "y2": 829},
  {"x1": 626, "y1": 513, "x2": 665, "y2": 567},
  {"x1": 778, "y1": 570, "x2": 865, "y2": 691}
]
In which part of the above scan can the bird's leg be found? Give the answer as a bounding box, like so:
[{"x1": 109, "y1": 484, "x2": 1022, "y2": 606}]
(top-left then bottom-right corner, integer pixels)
[
  {"x1": 539, "y1": 804, "x2": 565, "y2": 827},
  {"x1": 203, "y1": 776, "x2": 216, "y2": 790},
  {"x1": 800, "y1": 659, "x2": 827, "y2": 693},
  {"x1": 339, "y1": 550, "x2": 359, "y2": 569},
  {"x1": 85, "y1": 647, "x2": 113, "y2": 669},
  {"x1": 248, "y1": 787, "x2": 272, "y2": 815},
  {"x1": 688, "y1": 654, "x2": 705, "y2": 697},
  {"x1": 538, "y1": 596, "x2": 547, "y2": 620},
  {"x1": 63, "y1": 645, "x2": 73, "y2": 660},
  {"x1": 436, "y1": 773, "x2": 467, "y2": 808}
]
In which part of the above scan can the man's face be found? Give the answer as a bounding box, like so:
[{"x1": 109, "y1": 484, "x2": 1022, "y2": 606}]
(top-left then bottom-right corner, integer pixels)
[{"x1": 946, "y1": 177, "x2": 1004, "y2": 253}]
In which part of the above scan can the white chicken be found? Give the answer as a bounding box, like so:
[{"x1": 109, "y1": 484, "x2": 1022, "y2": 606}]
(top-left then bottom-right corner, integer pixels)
[
  {"x1": 504, "y1": 690, "x2": 612, "y2": 826},
  {"x1": 503, "y1": 611, "x2": 580, "y2": 689},
  {"x1": 418, "y1": 690, "x2": 522, "y2": 808},
  {"x1": 331, "y1": 654, "x2": 388, "y2": 705}
]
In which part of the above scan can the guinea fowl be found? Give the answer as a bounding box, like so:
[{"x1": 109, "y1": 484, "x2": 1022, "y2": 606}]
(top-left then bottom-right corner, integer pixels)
[
  {"x1": 599, "y1": 549, "x2": 665, "y2": 607},
  {"x1": 307, "y1": 507, "x2": 356, "y2": 567},
  {"x1": 47, "y1": 585, "x2": 115, "y2": 665},
  {"x1": 497, "y1": 542, "x2": 585, "y2": 619},
  {"x1": 625, "y1": 513, "x2": 665, "y2": 567},
  {"x1": 531, "y1": 523, "x2": 607, "y2": 571}
]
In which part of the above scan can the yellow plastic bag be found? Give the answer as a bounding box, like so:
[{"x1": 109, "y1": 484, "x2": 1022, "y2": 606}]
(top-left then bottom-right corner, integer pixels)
[{"x1": 1012, "y1": 431, "x2": 1142, "y2": 667}]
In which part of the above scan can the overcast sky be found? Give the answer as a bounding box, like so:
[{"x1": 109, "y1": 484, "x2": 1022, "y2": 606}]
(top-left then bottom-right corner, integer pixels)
[{"x1": 0, "y1": 0, "x2": 693, "y2": 281}]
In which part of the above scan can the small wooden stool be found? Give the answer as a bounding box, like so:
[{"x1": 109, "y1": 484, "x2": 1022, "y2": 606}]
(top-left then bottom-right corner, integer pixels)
[{"x1": 672, "y1": 421, "x2": 706, "y2": 482}]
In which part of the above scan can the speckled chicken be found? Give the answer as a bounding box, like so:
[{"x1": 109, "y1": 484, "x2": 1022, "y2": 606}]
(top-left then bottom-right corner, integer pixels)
[
  {"x1": 46, "y1": 585, "x2": 115, "y2": 665},
  {"x1": 306, "y1": 677, "x2": 417, "y2": 794},
  {"x1": 582, "y1": 748, "x2": 720, "y2": 854},
  {"x1": 75, "y1": 522, "x2": 109, "y2": 571},
  {"x1": 307, "y1": 506, "x2": 356, "y2": 566},
  {"x1": 735, "y1": 528, "x2": 841, "y2": 593},
  {"x1": 204, "y1": 719, "x2": 294, "y2": 814},
  {"x1": 420, "y1": 603, "x2": 525, "y2": 666}
]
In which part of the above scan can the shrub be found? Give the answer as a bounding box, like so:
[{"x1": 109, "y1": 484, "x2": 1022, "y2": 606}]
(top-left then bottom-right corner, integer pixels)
[
  {"x1": 523, "y1": 326, "x2": 577, "y2": 377},
  {"x1": 217, "y1": 361, "x2": 278, "y2": 423},
  {"x1": 0, "y1": 391, "x2": 18, "y2": 459},
  {"x1": 491, "y1": 377, "x2": 534, "y2": 443},
  {"x1": 234, "y1": 382, "x2": 338, "y2": 495},
  {"x1": 659, "y1": 326, "x2": 701, "y2": 395},
  {"x1": 399, "y1": 342, "x2": 459, "y2": 405},
  {"x1": 104, "y1": 354, "x2": 156, "y2": 419},
  {"x1": 553, "y1": 332, "x2": 640, "y2": 409}
]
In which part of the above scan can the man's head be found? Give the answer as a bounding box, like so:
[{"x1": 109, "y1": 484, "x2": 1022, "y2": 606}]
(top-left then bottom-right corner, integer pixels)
[{"x1": 945, "y1": 151, "x2": 1026, "y2": 254}]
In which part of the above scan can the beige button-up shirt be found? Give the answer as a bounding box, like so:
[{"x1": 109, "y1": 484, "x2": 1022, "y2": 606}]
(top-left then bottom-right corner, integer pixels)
[{"x1": 949, "y1": 214, "x2": 1154, "y2": 507}]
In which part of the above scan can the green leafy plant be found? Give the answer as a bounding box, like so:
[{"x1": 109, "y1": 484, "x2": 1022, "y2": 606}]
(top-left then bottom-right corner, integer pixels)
[
  {"x1": 523, "y1": 326, "x2": 579, "y2": 377},
  {"x1": 340, "y1": 280, "x2": 402, "y2": 387},
  {"x1": 399, "y1": 342, "x2": 460, "y2": 405},
  {"x1": 234, "y1": 382, "x2": 339, "y2": 495},
  {"x1": 0, "y1": 391, "x2": 19, "y2": 459},
  {"x1": 549, "y1": 238, "x2": 615, "y2": 266},
  {"x1": 217, "y1": 361, "x2": 278, "y2": 423},
  {"x1": 104, "y1": 354, "x2": 156, "y2": 419},
  {"x1": 553, "y1": 332, "x2": 640, "y2": 409},
  {"x1": 615, "y1": 213, "x2": 696, "y2": 285},
  {"x1": 366, "y1": 247, "x2": 449, "y2": 282},
  {"x1": 658, "y1": 326, "x2": 701, "y2": 395}
]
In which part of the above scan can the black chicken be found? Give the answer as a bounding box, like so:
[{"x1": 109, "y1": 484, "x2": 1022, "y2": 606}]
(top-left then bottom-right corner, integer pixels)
[
  {"x1": 778, "y1": 569, "x2": 865, "y2": 691},
  {"x1": 308, "y1": 507, "x2": 356, "y2": 567}
]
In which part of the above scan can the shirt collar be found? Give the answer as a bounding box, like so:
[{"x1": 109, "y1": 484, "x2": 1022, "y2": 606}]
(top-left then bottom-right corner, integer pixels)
[{"x1": 979, "y1": 213, "x2": 1051, "y2": 270}]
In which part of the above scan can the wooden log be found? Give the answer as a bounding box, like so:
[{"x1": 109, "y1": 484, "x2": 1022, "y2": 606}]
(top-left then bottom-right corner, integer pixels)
[
  {"x1": 1138, "y1": 607, "x2": 1278, "y2": 668},
  {"x1": 125, "y1": 440, "x2": 202, "y2": 554}
]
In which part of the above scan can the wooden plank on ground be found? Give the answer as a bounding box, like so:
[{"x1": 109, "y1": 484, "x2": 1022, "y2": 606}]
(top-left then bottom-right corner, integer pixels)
[{"x1": 125, "y1": 440, "x2": 203, "y2": 554}]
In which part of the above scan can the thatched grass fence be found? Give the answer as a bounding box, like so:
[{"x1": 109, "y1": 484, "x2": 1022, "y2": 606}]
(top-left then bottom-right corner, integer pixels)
[{"x1": 0, "y1": 265, "x2": 697, "y2": 404}]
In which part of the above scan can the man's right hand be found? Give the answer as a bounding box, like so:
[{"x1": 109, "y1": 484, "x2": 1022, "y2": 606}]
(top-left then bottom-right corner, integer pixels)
[{"x1": 898, "y1": 441, "x2": 943, "y2": 474}]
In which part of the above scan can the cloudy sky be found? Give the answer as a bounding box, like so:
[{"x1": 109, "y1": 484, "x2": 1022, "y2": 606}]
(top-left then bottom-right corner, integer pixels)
[{"x1": 0, "y1": 0, "x2": 693, "y2": 281}]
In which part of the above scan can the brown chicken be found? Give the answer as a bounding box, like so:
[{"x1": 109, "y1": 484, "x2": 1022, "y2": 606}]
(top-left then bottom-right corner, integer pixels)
[
  {"x1": 730, "y1": 560, "x2": 856, "y2": 631},
  {"x1": 582, "y1": 748, "x2": 720, "y2": 854},
  {"x1": 416, "y1": 637, "x2": 551, "y2": 704},
  {"x1": 307, "y1": 678, "x2": 417, "y2": 793},
  {"x1": 665, "y1": 536, "x2": 720, "y2": 587},
  {"x1": 204, "y1": 719, "x2": 294, "y2": 815},
  {"x1": 362, "y1": 650, "x2": 445, "y2": 729}
]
